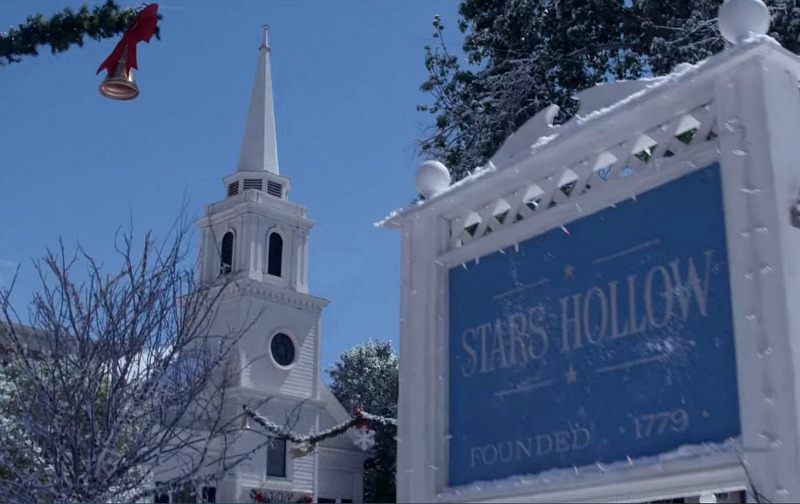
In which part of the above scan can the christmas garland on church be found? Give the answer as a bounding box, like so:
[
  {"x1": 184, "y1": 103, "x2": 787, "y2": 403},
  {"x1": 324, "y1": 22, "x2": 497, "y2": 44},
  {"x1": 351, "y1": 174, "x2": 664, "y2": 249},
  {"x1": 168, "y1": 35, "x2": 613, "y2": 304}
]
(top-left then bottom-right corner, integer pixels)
[
  {"x1": 0, "y1": 0, "x2": 162, "y2": 65},
  {"x1": 242, "y1": 404, "x2": 397, "y2": 456}
]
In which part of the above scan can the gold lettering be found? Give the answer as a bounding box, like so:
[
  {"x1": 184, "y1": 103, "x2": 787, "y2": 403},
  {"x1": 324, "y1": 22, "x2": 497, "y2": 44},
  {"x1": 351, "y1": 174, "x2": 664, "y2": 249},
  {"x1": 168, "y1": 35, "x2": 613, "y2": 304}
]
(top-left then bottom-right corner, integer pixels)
[
  {"x1": 561, "y1": 294, "x2": 582, "y2": 352},
  {"x1": 669, "y1": 250, "x2": 713, "y2": 319},
  {"x1": 467, "y1": 425, "x2": 594, "y2": 468},
  {"x1": 461, "y1": 328, "x2": 478, "y2": 378},
  {"x1": 608, "y1": 280, "x2": 631, "y2": 339},
  {"x1": 507, "y1": 312, "x2": 528, "y2": 365},
  {"x1": 645, "y1": 265, "x2": 673, "y2": 328},
  {"x1": 482, "y1": 444, "x2": 498, "y2": 465},
  {"x1": 632, "y1": 409, "x2": 690, "y2": 439},
  {"x1": 626, "y1": 275, "x2": 647, "y2": 334},
  {"x1": 583, "y1": 286, "x2": 609, "y2": 344},
  {"x1": 498, "y1": 441, "x2": 513, "y2": 463},
  {"x1": 527, "y1": 306, "x2": 549, "y2": 359},
  {"x1": 515, "y1": 438, "x2": 533, "y2": 459},
  {"x1": 470, "y1": 447, "x2": 482, "y2": 467},
  {"x1": 460, "y1": 306, "x2": 550, "y2": 377},
  {"x1": 490, "y1": 320, "x2": 509, "y2": 370},
  {"x1": 555, "y1": 431, "x2": 570, "y2": 453},
  {"x1": 536, "y1": 434, "x2": 552, "y2": 455},
  {"x1": 571, "y1": 424, "x2": 592, "y2": 450},
  {"x1": 477, "y1": 323, "x2": 491, "y2": 373}
]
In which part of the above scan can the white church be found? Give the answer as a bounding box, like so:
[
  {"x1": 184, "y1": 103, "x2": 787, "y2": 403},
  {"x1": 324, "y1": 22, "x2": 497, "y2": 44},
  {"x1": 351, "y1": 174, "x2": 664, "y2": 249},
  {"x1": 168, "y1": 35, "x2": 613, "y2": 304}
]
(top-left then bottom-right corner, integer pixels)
[{"x1": 158, "y1": 26, "x2": 368, "y2": 503}]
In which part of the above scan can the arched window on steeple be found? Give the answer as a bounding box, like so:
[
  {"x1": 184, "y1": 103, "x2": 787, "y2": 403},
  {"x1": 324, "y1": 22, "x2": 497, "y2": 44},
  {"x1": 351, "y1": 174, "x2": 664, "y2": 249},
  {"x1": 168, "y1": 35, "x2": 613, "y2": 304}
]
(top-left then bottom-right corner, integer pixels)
[
  {"x1": 267, "y1": 232, "x2": 283, "y2": 277},
  {"x1": 220, "y1": 231, "x2": 235, "y2": 274}
]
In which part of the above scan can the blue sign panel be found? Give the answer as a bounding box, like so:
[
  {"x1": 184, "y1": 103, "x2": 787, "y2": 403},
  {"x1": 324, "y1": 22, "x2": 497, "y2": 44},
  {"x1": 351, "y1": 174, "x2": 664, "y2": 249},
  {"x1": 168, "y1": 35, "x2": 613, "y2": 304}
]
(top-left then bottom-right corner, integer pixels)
[{"x1": 448, "y1": 164, "x2": 740, "y2": 487}]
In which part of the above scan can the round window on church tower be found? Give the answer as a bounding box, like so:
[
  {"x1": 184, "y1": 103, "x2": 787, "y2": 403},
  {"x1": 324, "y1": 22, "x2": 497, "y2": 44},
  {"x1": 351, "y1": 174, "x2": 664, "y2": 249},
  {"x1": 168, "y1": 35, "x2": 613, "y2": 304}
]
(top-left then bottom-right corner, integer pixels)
[{"x1": 270, "y1": 333, "x2": 296, "y2": 368}]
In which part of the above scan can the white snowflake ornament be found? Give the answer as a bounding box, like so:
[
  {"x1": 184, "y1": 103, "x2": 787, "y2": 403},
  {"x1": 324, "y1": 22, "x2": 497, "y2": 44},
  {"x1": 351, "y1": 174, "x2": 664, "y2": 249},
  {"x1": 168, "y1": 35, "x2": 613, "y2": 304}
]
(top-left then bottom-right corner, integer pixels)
[
  {"x1": 290, "y1": 441, "x2": 315, "y2": 458},
  {"x1": 352, "y1": 427, "x2": 376, "y2": 451}
]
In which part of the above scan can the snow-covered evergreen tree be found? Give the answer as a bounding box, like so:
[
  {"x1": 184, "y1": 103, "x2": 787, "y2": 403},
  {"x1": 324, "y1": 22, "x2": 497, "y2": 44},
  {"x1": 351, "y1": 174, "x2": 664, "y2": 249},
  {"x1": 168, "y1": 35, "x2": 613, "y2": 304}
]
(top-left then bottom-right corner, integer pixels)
[
  {"x1": 418, "y1": 0, "x2": 800, "y2": 180},
  {"x1": 327, "y1": 341, "x2": 398, "y2": 503}
]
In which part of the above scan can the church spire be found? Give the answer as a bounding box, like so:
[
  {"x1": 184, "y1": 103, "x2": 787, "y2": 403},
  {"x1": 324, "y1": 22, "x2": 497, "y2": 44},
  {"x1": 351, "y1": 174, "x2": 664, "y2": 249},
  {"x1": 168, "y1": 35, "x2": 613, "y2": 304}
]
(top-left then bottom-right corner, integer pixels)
[{"x1": 237, "y1": 25, "x2": 279, "y2": 174}]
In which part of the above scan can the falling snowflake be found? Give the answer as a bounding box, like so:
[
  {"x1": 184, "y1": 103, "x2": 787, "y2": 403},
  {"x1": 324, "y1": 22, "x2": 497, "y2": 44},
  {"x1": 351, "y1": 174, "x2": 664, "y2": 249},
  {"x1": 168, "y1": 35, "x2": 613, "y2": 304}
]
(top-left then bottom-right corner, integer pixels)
[{"x1": 352, "y1": 427, "x2": 376, "y2": 451}]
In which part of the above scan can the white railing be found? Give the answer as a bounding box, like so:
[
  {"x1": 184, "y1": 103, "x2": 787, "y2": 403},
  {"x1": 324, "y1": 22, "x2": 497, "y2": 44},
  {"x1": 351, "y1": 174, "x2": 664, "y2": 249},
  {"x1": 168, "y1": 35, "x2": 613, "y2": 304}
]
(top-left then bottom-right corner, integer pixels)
[{"x1": 447, "y1": 99, "x2": 719, "y2": 251}]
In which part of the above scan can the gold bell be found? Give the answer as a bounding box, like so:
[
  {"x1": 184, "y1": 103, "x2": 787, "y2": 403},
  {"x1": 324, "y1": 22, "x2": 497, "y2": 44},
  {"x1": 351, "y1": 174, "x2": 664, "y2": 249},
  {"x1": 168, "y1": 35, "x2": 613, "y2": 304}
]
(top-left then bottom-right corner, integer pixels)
[{"x1": 99, "y1": 46, "x2": 140, "y2": 101}]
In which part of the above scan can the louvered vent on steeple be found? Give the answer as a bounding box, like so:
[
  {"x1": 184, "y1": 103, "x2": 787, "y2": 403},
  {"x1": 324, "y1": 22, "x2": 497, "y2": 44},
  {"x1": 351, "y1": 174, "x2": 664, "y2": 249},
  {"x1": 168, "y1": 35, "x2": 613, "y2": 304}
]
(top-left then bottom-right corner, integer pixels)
[
  {"x1": 227, "y1": 182, "x2": 239, "y2": 197},
  {"x1": 267, "y1": 180, "x2": 283, "y2": 198},
  {"x1": 244, "y1": 178, "x2": 263, "y2": 191}
]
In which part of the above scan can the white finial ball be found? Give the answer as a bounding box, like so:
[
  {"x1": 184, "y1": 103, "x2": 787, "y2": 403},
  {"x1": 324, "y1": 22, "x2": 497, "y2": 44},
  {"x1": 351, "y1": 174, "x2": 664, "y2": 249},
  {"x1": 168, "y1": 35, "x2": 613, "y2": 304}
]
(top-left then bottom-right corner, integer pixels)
[
  {"x1": 416, "y1": 160, "x2": 451, "y2": 198},
  {"x1": 699, "y1": 493, "x2": 718, "y2": 504},
  {"x1": 718, "y1": 0, "x2": 770, "y2": 45}
]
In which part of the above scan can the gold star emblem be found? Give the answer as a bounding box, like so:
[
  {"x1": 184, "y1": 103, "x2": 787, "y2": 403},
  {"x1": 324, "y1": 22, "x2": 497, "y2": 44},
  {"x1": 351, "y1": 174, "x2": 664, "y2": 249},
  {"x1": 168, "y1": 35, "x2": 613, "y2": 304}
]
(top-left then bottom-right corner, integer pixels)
[
  {"x1": 564, "y1": 264, "x2": 575, "y2": 279},
  {"x1": 565, "y1": 364, "x2": 578, "y2": 384}
]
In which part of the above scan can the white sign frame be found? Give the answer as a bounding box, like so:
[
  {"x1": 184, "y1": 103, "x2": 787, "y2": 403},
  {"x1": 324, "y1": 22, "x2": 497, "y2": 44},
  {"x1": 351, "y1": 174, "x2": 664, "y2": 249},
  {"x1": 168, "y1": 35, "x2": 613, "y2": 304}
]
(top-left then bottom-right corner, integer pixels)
[{"x1": 386, "y1": 41, "x2": 800, "y2": 503}]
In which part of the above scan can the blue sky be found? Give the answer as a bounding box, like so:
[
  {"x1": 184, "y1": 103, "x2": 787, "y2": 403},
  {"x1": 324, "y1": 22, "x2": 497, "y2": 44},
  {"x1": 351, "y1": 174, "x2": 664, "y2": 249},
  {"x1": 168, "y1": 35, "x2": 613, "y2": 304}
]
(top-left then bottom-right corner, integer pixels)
[{"x1": 0, "y1": 0, "x2": 462, "y2": 375}]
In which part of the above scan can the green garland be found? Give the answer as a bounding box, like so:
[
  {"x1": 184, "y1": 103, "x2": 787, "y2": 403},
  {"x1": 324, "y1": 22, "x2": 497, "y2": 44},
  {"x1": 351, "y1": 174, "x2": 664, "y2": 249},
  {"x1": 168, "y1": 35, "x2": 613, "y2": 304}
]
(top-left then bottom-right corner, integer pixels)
[
  {"x1": 0, "y1": 1, "x2": 163, "y2": 65},
  {"x1": 242, "y1": 404, "x2": 397, "y2": 449}
]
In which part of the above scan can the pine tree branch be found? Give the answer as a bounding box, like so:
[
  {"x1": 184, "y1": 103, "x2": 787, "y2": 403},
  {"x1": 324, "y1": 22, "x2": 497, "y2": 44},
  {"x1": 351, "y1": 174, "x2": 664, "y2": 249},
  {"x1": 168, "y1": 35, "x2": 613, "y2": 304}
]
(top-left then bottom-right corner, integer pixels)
[{"x1": 0, "y1": 0, "x2": 163, "y2": 66}]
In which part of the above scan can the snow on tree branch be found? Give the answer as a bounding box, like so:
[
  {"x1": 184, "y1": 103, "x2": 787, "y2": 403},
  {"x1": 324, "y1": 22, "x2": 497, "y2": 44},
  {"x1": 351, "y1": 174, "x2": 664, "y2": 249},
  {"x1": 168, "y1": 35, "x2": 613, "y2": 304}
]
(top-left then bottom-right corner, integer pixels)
[
  {"x1": 0, "y1": 213, "x2": 272, "y2": 503},
  {"x1": 417, "y1": 0, "x2": 800, "y2": 181}
]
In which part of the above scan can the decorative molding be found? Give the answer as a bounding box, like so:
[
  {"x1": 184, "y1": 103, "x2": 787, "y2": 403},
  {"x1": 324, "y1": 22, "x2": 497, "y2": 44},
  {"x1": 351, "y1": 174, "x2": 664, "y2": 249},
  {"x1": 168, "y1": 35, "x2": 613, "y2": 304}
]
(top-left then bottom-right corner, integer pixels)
[
  {"x1": 490, "y1": 79, "x2": 667, "y2": 170},
  {"x1": 205, "y1": 190, "x2": 312, "y2": 229},
  {"x1": 448, "y1": 100, "x2": 718, "y2": 252},
  {"x1": 233, "y1": 279, "x2": 330, "y2": 312},
  {"x1": 229, "y1": 385, "x2": 324, "y2": 409}
]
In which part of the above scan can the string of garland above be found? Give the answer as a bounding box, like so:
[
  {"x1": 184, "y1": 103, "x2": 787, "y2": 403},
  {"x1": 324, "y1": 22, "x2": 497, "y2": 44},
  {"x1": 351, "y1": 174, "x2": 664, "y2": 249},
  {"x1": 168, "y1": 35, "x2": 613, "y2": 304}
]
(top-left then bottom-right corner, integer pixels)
[
  {"x1": 242, "y1": 404, "x2": 397, "y2": 456},
  {"x1": 0, "y1": 0, "x2": 163, "y2": 65}
]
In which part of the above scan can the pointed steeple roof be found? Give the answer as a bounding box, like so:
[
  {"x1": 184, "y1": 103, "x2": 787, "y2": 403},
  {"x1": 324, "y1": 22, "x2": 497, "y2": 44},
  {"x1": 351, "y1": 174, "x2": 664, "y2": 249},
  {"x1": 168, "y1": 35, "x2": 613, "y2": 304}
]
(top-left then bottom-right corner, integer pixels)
[{"x1": 237, "y1": 25, "x2": 279, "y2": 174}]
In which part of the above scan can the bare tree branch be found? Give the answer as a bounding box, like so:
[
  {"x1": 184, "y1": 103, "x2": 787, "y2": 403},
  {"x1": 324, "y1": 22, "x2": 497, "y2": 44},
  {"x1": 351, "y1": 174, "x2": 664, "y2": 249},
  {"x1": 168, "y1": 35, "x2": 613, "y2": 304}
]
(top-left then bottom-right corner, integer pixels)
[{"x1": 0, "y1": 215, "x2": 271, "y2": 503}]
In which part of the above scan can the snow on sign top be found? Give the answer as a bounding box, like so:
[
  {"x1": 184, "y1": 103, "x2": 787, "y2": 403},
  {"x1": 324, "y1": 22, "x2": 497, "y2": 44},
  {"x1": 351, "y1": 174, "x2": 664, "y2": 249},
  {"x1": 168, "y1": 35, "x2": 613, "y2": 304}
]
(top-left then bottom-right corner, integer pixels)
[{"x1": 378, "y1": 28, "x2": 800, "y2": 229}]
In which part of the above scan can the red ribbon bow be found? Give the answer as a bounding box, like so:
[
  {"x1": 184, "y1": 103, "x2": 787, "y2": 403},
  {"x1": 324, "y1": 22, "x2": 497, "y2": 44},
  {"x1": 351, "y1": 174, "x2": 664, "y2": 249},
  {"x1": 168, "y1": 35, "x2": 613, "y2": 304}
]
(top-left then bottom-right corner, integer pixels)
[
  {"x1": 353, "y1": 408, "x2": 370, "y2": 430},
  {"x1": 96, "y1": 3, "x2": 159, "y2": 76}
]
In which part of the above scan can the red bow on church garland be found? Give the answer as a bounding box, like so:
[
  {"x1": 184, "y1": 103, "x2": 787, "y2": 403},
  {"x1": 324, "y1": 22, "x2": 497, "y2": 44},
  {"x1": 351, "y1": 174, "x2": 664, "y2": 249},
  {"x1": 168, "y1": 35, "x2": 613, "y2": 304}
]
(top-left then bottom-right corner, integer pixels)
[{"x1": 96, "y1": 3, "x2": 160, "y2": 77}]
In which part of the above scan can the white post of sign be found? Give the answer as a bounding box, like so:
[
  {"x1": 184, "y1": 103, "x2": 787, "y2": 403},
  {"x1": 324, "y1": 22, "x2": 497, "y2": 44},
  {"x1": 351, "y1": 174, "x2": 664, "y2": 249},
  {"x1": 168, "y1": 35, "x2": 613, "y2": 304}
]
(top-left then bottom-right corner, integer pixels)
[
  {"x1": 382, "y1": 1, "x2": 800, "y2": 502},
  {"x1": 396, "y1": 208, "x2": 449, "y2": 503},
  {"x1": 715, "y1": 43, "x2": 800, "y2": 501}
]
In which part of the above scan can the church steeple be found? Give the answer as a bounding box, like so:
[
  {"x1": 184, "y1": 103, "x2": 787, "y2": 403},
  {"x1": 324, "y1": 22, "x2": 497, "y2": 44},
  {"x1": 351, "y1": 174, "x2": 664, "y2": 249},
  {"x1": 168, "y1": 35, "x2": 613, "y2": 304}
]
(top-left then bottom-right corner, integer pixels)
[
  {"x1": 237, "y1": 25, "x2": 279, "y2": 174},
  {"x1": 198, "y1": 26, "x2": 312, "y2": 293}
]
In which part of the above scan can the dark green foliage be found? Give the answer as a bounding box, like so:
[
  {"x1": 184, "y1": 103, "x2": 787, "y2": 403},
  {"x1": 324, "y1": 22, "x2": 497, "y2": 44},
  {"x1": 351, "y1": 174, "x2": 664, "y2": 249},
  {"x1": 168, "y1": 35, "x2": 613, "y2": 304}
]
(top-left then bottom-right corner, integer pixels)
[
  {"x1": 327, "y1": 341, "x2": 399, "y2": 504},
  {"x1": 418, "y1": 0, "x2": 800, "y2": 180},
  {"x1": 0, "y1": 0, "x2": 163, "y2": 65}
]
